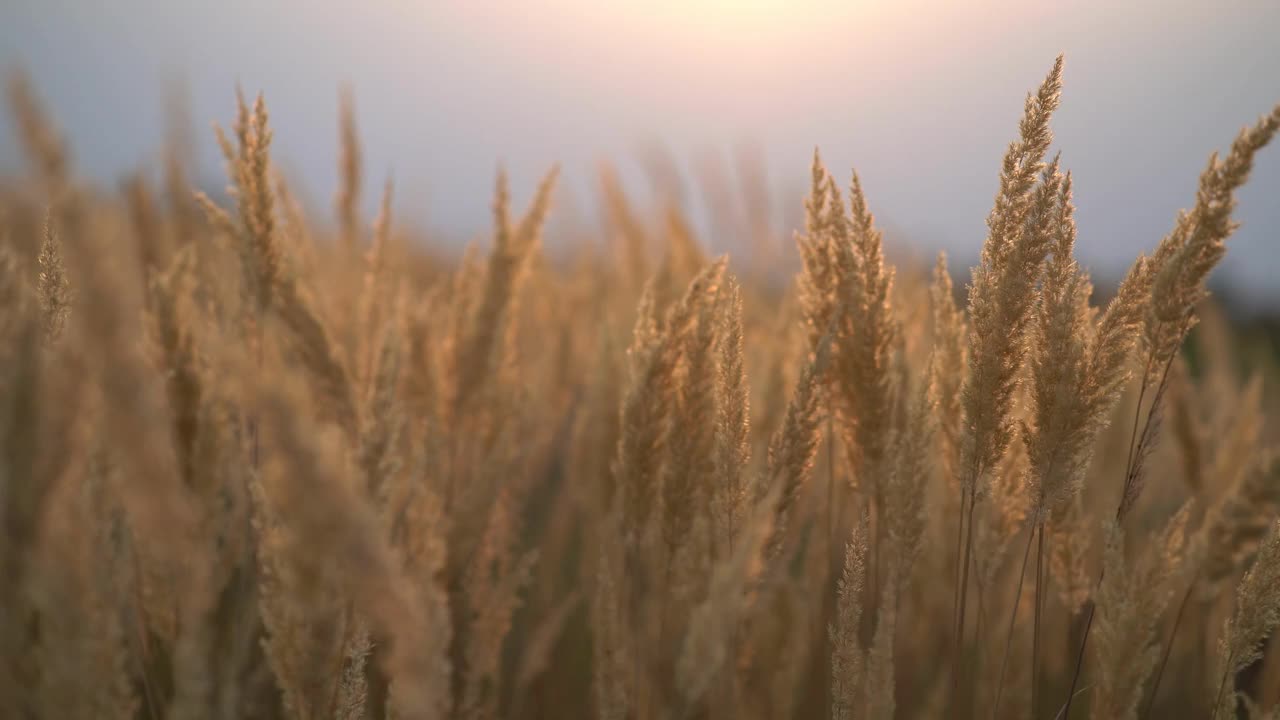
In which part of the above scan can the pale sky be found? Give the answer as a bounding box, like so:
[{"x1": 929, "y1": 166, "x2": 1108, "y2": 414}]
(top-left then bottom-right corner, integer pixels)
[{"x1": 3, "y1": 0, "x2": 1279, "y2": 304}]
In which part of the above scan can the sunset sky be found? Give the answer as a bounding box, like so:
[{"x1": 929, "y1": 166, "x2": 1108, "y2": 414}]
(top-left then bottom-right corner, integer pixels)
[{"x1": 3, "y1": 0, "x2": 1279, "y2": 303}]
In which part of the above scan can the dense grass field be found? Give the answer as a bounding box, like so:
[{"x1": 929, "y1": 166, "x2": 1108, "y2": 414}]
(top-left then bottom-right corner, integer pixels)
[{"x1": 2, "y1": 57, "x2": 1280, "y2": 720}]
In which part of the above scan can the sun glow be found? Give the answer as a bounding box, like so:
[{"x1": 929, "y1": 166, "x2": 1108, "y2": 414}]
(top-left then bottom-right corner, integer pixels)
[
  {"x1": 544, "y1": 0, "x2": 873, "y2": 48},
  {"x1": 667, "y1": 0, "x2": 817, "y2": 23},
  {"x1": 632, "y1": 0, "x2": 865, "y2": 34}
]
